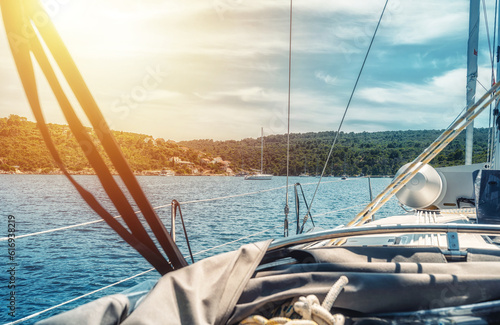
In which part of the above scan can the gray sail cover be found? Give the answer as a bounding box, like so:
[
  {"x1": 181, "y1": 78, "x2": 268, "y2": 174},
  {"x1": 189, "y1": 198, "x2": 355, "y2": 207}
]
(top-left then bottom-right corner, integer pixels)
[
  {"x1": 37, "y1": 240, "x2": 271, "y2": 325},
  {"x1": 37, "y1": 241, "x2": 500, "y2": 324}
]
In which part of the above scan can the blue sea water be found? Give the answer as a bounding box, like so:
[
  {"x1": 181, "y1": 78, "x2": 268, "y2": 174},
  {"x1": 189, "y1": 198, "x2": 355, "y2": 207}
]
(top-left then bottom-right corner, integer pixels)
[{"x1": 0, "y1": 175, "x2": 398, "y2": 324}]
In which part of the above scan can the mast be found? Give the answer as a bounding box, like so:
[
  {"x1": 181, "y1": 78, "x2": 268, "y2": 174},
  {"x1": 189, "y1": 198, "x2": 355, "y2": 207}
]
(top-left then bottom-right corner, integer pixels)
[
  {"x1": 260, "y1": 127, "x2": 264, "y2": 174},
  {"x1": 465, "y1": 0, "x2": 480, "y2": 165},
  {"x1": 495, "y1": 0, "x2": 500, "y2": 169}
]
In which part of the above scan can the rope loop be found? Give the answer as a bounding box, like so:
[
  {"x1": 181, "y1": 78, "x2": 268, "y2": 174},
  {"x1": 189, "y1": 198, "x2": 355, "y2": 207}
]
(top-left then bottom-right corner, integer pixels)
[{"x1": 241, "y1": 276, "x2": 348, "y2": 325}]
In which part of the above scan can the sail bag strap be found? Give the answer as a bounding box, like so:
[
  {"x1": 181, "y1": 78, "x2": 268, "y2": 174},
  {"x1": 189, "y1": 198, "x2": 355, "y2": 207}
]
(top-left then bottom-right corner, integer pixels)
[{"x1": 1, "y1": 0, "x2": 187, "y2": 274}]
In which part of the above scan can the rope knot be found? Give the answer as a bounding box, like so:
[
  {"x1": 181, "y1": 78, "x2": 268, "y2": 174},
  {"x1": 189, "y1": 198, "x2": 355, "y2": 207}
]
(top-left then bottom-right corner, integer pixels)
[
  {"x1": 293, "y1": 276, "x2": 348, "y2": 325},
  {"x1": 241, "y1": 276, "x2": 348, "y2": 325}
]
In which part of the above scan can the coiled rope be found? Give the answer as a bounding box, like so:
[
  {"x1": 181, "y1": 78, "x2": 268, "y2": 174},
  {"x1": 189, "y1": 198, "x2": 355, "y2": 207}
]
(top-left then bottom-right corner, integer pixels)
[{"x1": 241, "y1": 276, "x2": 348, "y2": 325}]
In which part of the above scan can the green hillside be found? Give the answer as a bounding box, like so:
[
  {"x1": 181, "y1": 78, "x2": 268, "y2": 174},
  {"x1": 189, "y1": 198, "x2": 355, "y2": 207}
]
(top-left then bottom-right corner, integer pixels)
[
  {"x1": 0, "y1": 115, "x2": 225, "y2": 175},
  {"x1": 0, "y1": 115, "x2": 491, "y2": 176},
  {"x1": 180, "y1": 129, "x2": 490, "y2": 176}
]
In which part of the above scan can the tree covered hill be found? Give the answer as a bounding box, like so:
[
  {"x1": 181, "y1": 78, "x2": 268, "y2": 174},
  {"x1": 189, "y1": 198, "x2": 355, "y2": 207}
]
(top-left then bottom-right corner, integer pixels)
[
  {"x1": 180, "y1": 128, "x2": 491, "y2": 176},
  {"x1": 0, "y1": 114, "x2": 491, "y2": 176},
  {"x1": 0, "y1": 115, "x2": 226, "y2": 175}
]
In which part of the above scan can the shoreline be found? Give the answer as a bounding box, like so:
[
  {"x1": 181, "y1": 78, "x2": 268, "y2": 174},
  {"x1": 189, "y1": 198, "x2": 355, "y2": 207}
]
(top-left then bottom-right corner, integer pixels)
[
  {"x1": 0, "y1": 170, "x2": 393, "y2": 178},
  {"x1": 0, "y1": 169, "x2": 233, "y2": 176}
]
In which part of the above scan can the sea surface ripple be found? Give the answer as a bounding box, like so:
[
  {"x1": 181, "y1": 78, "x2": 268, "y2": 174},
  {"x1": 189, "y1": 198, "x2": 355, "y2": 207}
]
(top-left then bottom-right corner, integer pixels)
[{"x1": 0, "y1": 175, "x2": 397, "y2": 323}]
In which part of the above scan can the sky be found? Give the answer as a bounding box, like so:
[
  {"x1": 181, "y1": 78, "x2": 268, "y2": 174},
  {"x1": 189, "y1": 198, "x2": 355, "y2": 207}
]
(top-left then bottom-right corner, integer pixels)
[{"x1": 0, "y1": 0, "x2": 497, "y2": 141}]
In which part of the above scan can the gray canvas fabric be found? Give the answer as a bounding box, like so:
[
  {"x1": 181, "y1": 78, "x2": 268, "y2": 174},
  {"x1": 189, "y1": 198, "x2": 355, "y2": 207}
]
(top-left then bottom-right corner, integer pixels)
[
  {"x1": 36, "y1": 240, "x2": 270, "y2": 325},
  {"x1": 36, "y1": 294, "x2": 130, "y2": 325},
  {"x1": 228, "y1": 261, "x2": 500, "y2": 323},
  {"x1": 35, "y1": 242, "x2": 500, "y2": 325},
  {"x1": 122, "y1": 240, "x2": 271, "y2": 324},
  {"x1": 289, "y1": 246, "x2": 448, "y2": 264}
]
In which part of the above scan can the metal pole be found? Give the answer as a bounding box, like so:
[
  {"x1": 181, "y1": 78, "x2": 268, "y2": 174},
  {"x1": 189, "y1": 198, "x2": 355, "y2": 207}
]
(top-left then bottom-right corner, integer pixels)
[
  {"x1": 368, "y1": 177, "x2": 375, "y2": 221},
  {"x1": 171, "y1": 201, "x2": 176, "y2": 242},
  {"x1": 465, "y1": 0, "x2": 481, "y2": 165}
]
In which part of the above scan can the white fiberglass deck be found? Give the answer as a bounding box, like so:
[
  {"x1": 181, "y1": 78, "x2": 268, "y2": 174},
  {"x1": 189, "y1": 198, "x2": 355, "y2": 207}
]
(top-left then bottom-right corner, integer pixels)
[{"x1": 341, "y1": 209, "x2": 499, "y2": 250}]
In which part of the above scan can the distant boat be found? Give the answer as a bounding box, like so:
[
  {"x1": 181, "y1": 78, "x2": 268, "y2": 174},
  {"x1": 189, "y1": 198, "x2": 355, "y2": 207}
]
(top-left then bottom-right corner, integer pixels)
[
  {"x1": 244, "y1": 173, "x2": 273, "y2": 180},
  {"x1": 341, "y1": 175, "x2": 348, "y2": 180},
  {"x1": 160, "y1": 169, "x2": 175, "y2": 176},
  {"x1": 245, "y1": 127, "x2": 273, "y2": 180}
]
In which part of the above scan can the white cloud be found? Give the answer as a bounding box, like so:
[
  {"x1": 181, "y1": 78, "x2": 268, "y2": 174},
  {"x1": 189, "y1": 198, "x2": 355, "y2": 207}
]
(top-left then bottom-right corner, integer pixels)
[
  {"x1": 315, "y1": 71, "x2": 338, "y2": 85},
  {"x1": 352, "y1": 66, "x2": 495, "y2": 131},
  {"x1": 358, "y1": 67, "x2": 495, "y2": 107},
  {"x1": 0, "y1": 0, "x2": 492, "y2": 141}
]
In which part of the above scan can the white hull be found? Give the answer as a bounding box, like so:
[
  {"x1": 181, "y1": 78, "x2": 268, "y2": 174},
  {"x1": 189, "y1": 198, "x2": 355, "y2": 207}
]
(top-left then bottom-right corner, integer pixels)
[{"x1": 244, "y1": 174, "x2": 273, "y2": 180}]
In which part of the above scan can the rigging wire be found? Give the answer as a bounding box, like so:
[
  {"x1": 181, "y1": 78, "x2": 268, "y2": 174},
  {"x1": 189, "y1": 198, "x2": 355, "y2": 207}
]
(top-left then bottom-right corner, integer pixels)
[
  {"x1": 300, "y1": 0, "x2": 389, "y2": 230},
  {"x1": 5, "y1": 268, "x2": 156, "y2": 325},
  {"x1": 0, "y1": 179, "x2": 345, "y2": 242},
  {"x1": 9, "y1": 194, "x2": 369, "y2": 324},
  {"x1": 477, "y1": 79, "x2": 490, "y2": 92},
  {"x1": 484, "y1": 0, "x2": 497, "y2": 163},
  {"x1": 1, "y1": 0, "x2": 186, "y2": 274},
  {"x1": 0, "y1": 218, "x2": 114, "y2": 241},
  {"x1": 494, "y1": 0, "x2": 499, "y2": 83},
  {"x1": 490, "y1": 0, "x2": 500, "y2": 166},
  {"x1": 171, "y1": 200, "x2": 194, "y2": 264},
  {"x1": 311, "y1": 203, "x2": 367, "y2": 218},
  {"x1": 190, "y1": 225, "x2": 282, "y2": 257},
  {"x1": 294, "y1": 183, "x2": 315, "y2": 235},
  {"x1": 284, "y1": 0, "x2": 293, "y2": 237},
  {"x1": 9, "y1": 225, "x2": 282, "y2": 324},
  {"x1": 483, "y1": 0, "x2": 495, "y2": 76},
  {"x1": 349, "y1": 80, "x2": 500, "y2": 226}
]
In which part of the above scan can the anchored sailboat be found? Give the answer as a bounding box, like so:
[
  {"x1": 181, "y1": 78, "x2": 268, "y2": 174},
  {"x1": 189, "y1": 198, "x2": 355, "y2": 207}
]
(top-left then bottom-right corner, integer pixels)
[{"x1": 244, "y1": 127, "x2": 273, "y2": 180}]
